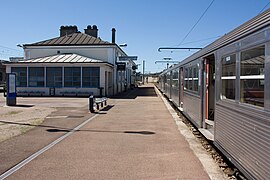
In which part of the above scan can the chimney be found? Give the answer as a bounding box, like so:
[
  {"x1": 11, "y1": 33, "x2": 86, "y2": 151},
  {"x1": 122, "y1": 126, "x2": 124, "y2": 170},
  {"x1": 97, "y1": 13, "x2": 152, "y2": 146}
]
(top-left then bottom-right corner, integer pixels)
[
  {"x1": 84, "y1": 25, "x2": 98, "y2": 38},
  {"x1": 112, "y1": 28, "x2": 116, "y2": 44},
  {"x1": 60, "y1": 26, "x2": 78, "y2": 37}
]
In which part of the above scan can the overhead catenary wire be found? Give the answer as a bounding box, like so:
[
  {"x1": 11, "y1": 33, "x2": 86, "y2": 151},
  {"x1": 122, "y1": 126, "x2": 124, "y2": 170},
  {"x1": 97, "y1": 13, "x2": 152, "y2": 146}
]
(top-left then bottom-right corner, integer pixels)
[
  {"x1": 177, "y1": 0, "x2": 215, "y2": 46},
  {"x1": 180, "y1": 35, "x2": 221, "y2": 45},
  {"x1": 0, "y1": 45, "x2": 23, "y2": 60},
  {"x1": 0, "y1": 45, "x2": 22, "y2": 52},
  {"x1": 259, "y1": 1, "x2": 270, "y2": 14}
]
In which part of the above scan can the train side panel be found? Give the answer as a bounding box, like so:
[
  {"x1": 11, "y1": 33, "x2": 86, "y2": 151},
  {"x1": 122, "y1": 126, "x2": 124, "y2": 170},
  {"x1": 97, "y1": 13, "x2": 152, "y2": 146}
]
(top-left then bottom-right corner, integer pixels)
[
  {"x1": 215, "y1": 27, "x2": 270, "y2": 179},
  {"x1": 182, "y1": 92, "x2": 202, "y2": 127},
  {"x1": 182, "y1": 60, "x2": 202, "y2": 128},
  {"x1": 215, "y1": 103, "x2": 270, "y2": 179},
  {"x1": 171, "y1": 68, "x2": 180, "y2": 106}
]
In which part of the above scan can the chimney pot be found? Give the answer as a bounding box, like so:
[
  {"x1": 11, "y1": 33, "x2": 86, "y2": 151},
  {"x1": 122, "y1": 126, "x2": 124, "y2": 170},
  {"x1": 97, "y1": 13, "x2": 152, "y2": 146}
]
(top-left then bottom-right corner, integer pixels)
[
  {"x1": 112, "y1": 28, "x2": 116, "y2": 44},
  {"x1": 60, "y1": 25, "x2": 78, "y2": 37},
  {"x1": 84, "y1": 25, "x2": 98, "y2": 38}
]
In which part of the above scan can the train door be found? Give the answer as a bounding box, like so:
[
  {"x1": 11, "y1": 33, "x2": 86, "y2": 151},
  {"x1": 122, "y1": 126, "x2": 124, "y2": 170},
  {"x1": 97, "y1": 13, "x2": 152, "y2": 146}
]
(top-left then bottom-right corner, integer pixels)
[
  {"x1": 179, "y1": 67, "x2": 184, "y2": 110},
  {"x1": 203, "y1": 54, "x2": 215, "y2": 128}
]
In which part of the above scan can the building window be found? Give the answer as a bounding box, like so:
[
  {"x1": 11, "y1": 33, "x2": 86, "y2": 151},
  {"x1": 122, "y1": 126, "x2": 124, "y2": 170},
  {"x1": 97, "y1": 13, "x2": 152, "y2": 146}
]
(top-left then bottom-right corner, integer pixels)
[
  {"x1": 82, "y1": 67, "x2": 100, "y2": 88},
  {"x1": 11, "y1": 67, "x2": 27, "y2": 87},
  {"x1": 46, "y1": 67, "x2": 62, "y2": 87},
  {"x1": 28, "y1": 67, "x2": 44, "y2": 87},
  {"x1": 240, "y1": 45, "x2": 265, "y2": 107},
  {"x1": 221, "y1": 54, "x2": 236, "y2": 100},
  {"x1": 64, "y1": 67, "x2": 81, "y2": 87},
  {"x1": 118, "y1": 71, "x2": 122, "y2": 82}
]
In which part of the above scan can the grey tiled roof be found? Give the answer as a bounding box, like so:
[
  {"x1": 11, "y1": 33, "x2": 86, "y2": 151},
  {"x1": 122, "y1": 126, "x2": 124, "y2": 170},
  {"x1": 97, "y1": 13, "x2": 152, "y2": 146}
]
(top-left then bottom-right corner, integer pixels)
[
  {"x1": 16, "y1": 54, "x2": 106, "y2": 63},
  {"x1": 24, "y1": 33, "x2": 113, "y2": 46}
]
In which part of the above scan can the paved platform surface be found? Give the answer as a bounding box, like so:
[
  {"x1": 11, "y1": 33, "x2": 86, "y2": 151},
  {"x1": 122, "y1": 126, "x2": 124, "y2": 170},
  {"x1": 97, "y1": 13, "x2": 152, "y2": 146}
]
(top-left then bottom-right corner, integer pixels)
[{"x1": 0, "y1": 85, "x2": 221, "y2": 179}]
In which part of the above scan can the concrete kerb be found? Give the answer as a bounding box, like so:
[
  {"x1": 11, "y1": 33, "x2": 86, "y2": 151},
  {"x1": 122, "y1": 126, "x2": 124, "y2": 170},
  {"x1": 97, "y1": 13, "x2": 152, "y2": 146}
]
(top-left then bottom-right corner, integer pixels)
[{"x1": 154, "y1": 86, "x2": 227, "y2": 180}]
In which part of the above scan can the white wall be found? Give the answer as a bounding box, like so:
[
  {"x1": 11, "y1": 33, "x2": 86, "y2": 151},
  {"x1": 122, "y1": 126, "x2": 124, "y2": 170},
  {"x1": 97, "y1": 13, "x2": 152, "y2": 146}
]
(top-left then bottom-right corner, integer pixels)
[
  {"x1": 20, "y1": 44, "x2": 134, "y2": 96},
  {"x1": 24, "y1": 46, "x2": 114, "y2": 62}
]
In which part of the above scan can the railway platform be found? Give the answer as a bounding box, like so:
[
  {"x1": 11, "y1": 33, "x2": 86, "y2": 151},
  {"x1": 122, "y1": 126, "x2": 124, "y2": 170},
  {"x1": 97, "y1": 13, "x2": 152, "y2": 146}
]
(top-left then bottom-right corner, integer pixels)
[{"x1": 0, "y1": 84, "x2": 226, "y2": 179}]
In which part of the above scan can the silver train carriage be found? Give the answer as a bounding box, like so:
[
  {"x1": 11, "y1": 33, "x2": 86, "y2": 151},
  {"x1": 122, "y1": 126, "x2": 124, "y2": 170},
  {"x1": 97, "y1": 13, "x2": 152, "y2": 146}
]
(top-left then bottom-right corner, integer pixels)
[{"x1": 158, "y1": 8, "x2": 270, "y2": 180}]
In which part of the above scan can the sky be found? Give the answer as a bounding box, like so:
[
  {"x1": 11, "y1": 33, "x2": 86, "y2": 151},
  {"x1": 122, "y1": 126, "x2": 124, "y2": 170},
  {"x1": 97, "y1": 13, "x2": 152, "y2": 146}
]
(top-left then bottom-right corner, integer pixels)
[{"x1": 0, "y1": 0, "x2": 270, "y2": 73}]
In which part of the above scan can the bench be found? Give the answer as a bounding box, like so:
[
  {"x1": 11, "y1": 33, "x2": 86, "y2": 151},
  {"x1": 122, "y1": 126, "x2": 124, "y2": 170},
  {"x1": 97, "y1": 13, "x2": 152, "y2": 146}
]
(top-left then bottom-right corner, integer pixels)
[
  {"x1": 89, "y1": 96, "x2": 107, "y2": 113},
  {"x1": 29, "y1": 91, "x2": 46, "y2": 96},
  {"x1": 59, "y1": 91, "x2": 76, "y2": 96},
  {"x1": 17, "y1": 90, "x2": 29, "y2": 96},
  {"x1": 17, "y1": 90, "x2": 45, "y2": 96},
  {"x1": 77, "y1": 91, "x2": 94, "y2": 97},
  {"x1": 95, "y1": 97, "x2": 108, "y2": 110},
  {"x1": 60, "y1": 91, "x2": 93, "y2": 97}
]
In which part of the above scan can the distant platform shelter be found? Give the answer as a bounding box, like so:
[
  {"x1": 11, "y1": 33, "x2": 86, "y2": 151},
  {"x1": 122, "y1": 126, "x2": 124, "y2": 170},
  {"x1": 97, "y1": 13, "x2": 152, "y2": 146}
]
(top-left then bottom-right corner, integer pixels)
[{"x1": 5, "y1": 53, "x2": 114, "y2": 97}]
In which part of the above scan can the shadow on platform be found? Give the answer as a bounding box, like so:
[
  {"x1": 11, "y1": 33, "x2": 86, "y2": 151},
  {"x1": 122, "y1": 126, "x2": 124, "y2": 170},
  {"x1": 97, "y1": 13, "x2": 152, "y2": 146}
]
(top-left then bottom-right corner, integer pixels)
[
  {"x1": 111, "y1": 86, "x2": 157, "y2": 99},
  {"x1": 0, "y1": 120, "x2": 155, "y2": 136}
]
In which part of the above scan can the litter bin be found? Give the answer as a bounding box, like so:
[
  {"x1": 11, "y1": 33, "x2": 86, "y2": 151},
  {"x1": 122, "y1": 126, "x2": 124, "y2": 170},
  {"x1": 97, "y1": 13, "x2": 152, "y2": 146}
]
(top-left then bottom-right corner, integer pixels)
[
  {"x1": 98, "y1": 87, "x2": 104, "y2": 97},
  {"x1": 89, "y1": 95, "x2": 95, "y2": 113}
]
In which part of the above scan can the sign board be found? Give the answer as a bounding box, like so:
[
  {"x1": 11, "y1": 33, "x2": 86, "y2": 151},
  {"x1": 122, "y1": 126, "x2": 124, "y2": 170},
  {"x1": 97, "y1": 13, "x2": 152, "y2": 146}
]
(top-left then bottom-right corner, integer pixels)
[
  {"x1": 6, "y1": 73, "x2": 16, "y2": 106},
  {"x1": 117, "y1": 63, "x2": 126, "y2": 71},
  {"x1": 119, "y1": 56, "x2": 137, "y2": 61},
  {"x1": 8, "y1": 74, "x2": 16, "y2": 94}
]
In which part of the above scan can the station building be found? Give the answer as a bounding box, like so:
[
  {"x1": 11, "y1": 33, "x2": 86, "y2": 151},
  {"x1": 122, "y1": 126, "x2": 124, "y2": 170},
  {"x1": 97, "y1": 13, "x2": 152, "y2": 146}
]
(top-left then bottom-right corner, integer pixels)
[
  {"x1": 5, "y1": 25, "x2": 136, "y2": 97},
  {"x1": 0, "y1": 60, "x2": 7, "y2": 87}
]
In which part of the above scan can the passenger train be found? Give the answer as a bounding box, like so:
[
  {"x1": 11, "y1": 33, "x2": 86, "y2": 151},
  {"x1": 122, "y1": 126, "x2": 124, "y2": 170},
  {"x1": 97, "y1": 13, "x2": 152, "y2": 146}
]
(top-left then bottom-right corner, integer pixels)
[{"x1": 158, "y1": 8, "x2": 270, "y2": 180}]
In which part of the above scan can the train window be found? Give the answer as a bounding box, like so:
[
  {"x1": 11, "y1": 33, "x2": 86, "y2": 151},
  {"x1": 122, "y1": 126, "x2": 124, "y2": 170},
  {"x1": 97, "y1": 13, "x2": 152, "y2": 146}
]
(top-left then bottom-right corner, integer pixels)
[
  {"x1": 184, "y1": 68, "x2": 188, "y2": 90},
  {"x1": 188, "y1": 67, "x2": 193, "y2": 90},
  {"x1": 172, "y1": 69, "x2": 179, "y2": 88},
  {"x1": 221, "y1": 54, "x2": 236, "y2": 100},
  {"x1": 240, "y1": 45, "x2": 265, "y2": 107},
  {"x1": 184, "y1": 65, "x2": 199, "y2": 93},
  {"x1": 193, "y1": 65, "x2": 199, "y2": 92},
  {"x1": 167, "y1": 72, "x2": 171, "y2": 85}
]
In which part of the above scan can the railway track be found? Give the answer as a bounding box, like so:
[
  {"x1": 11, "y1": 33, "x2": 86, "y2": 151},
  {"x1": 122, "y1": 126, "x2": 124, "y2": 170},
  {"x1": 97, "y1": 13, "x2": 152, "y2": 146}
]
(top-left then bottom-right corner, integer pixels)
[{"x1": 170, "y1": 101, "x2": 247, "y2": 180}]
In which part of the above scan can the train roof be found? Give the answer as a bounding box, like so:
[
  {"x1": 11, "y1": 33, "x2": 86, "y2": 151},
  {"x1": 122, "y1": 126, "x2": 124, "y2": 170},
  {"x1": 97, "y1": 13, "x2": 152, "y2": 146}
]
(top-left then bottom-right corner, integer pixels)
[{"x1": 160, "y1": 8, "x2": 270, "y2": 74}]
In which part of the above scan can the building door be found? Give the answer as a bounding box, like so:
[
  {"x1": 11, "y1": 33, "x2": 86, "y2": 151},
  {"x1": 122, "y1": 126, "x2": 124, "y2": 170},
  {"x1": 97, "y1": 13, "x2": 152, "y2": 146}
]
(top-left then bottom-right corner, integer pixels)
[
  {"x1": 105, "y1": 71, "x2": 107, "y2": 96},
  {"x1": 108, "y1": 72, "x2": 113, "y2": 96},
  {"x1": 49, "y1": 88, "x2": 55, "y2": 96}
]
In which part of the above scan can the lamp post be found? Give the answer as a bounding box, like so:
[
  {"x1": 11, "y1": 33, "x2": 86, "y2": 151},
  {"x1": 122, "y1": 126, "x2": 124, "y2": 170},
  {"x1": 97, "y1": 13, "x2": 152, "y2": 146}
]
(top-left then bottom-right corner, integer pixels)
[
  {"x1": 119, "y1": 43, "x2": 127, "y2": 47},
  {"x1": 142, "y1": 60, "x2": 145, "y2": 84},
  {"x1": 155, "y1": 57, "x2": 179, "y2": 69}
]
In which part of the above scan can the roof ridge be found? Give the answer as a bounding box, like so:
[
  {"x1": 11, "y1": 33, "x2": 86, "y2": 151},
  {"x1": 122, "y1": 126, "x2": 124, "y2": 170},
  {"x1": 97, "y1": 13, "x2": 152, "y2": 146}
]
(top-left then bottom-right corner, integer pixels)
[
  {"x1": 24, "y1": 32, "x2": 112, "y2": 46},
  {"x1": 20, "y1": 53, "x2": 104, "y2": 62},
  {"x1": 17, "y1": 53, "x2": 108, "y2": 64}
]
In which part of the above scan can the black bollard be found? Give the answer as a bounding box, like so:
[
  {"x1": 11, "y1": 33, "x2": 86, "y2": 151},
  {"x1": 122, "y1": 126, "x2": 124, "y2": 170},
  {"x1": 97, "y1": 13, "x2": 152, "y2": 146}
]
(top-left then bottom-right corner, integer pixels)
[{"x1": 89, "y1": 96, "x2": 94, "y2": 113}]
